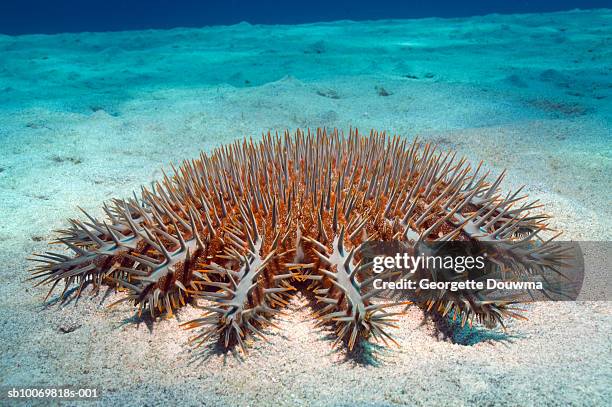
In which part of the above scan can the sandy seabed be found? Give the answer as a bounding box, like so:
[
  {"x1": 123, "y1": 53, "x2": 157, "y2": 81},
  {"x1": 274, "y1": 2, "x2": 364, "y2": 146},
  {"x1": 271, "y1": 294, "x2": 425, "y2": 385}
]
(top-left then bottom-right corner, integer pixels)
[{"x1": 0, "y1": 9, "x2": 611, "y2": 406}]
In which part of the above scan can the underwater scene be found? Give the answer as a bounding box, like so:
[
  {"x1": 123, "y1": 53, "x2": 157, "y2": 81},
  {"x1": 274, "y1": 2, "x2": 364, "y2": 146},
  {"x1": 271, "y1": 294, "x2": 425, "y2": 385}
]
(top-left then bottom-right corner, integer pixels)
[{"x1": 0, "y1": 1, "x2": 610, "y2": 406}]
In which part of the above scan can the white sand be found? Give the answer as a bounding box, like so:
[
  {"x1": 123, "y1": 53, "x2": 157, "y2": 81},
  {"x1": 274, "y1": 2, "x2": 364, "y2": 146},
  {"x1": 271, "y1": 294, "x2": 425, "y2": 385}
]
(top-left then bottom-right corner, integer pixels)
[{"x1": 0, "y1": 9, "x2": 610, "y2": 406}]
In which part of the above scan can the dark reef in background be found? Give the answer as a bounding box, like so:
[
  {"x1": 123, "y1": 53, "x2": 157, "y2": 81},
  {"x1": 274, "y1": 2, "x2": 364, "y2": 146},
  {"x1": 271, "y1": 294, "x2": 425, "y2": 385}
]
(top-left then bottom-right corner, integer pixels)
[{"x1": 1, "y1": 0, "x2": 611, "y2": 35}]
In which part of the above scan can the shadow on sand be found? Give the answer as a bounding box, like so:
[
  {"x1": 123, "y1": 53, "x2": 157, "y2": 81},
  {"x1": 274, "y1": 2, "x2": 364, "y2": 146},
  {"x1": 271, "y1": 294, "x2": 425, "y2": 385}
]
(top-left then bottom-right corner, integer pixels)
[{"x1": 425, "y1": 312, "x2": 519, "y2": 346}]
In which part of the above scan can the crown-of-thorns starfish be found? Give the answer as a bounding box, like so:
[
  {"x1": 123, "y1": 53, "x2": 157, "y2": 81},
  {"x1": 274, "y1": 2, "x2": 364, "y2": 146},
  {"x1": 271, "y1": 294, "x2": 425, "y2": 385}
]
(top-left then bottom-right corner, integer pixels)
[{"x1": 30, "y1": 128, "x2": 566, "y2": 354}]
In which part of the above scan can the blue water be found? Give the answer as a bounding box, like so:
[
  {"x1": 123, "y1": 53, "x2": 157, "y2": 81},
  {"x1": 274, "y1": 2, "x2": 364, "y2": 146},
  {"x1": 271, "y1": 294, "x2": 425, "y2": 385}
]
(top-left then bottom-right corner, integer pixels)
[{"x1": 1, "y1": 0, "x2": 611, "y2": 35}]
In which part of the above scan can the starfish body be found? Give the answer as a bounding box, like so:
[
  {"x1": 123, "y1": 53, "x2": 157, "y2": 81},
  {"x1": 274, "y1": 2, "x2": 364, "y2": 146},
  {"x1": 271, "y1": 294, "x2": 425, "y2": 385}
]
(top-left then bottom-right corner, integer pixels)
[{"x1": 30, "y1": 129, "x2": 565, "y2": 353}]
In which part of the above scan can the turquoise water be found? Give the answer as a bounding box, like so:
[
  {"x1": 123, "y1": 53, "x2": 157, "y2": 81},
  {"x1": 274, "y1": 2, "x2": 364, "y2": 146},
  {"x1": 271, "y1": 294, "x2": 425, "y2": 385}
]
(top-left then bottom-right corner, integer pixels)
[
  {"x1": 1, "y1": 10, "x2": 609, "y2": 225},
  {"x1": 2, "y1": 0, "x2": 609, "y2": 34},
  {"x1": 1, "y1": 10, "x2": 610, "y2": 120}
]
